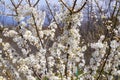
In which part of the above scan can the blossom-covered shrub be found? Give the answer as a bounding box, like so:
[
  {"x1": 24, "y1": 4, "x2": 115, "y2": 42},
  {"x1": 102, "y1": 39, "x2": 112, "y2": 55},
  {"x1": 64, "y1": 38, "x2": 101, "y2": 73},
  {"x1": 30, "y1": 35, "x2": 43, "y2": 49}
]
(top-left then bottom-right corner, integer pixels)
[{"x1": 0, "y1": 0, "x2": 120, "y2": 80}]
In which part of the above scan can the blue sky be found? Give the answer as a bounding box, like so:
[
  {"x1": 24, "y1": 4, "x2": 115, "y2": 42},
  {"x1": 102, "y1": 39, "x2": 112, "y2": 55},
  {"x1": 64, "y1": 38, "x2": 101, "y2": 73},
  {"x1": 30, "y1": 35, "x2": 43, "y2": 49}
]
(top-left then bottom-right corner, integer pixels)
[
  {"x1": 0, "y1": 0, "x2": 84, "y2": 26},
  {"x1": 0, "y1": 0, "x2": 59, "y2": 26},
  {"x1": 0, "y1": 0, "x2": 116, "y2": 26},
  {"x1": 4, "y1": 0, "x2": 58, "y2": 6},
  {"x1": 1, "y1": 0, "x2": 59, "y2": 13}
]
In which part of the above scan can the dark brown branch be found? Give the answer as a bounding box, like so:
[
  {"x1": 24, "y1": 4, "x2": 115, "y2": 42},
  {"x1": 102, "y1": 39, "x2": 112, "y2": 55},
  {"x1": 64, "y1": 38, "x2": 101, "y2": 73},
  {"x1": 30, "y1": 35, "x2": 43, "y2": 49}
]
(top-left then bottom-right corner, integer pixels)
[
  {"x1": 108, "y1": 0, "x2": 112, "y2": 9},
  {"x1": 6, "y1": 14, "x2": 18, "y2": 16},
  {"x1": 28, "y1": 0, "x2": 40, "y2": 7},
  {"x1": 60, "y1": 0, "x2": 87, "y2": 14},
  {"x1": 96, "y1": 8, "x2": 120, "y2": 78},
  {"x1": 72, "y1": 0, "x2": 78, "y2": 11},
  {"x1": 72, "y1": 0, "x2": 87, "y2": 14},
  {"x1": 10, "y1": 0, "x2": 17, "y2": 8},
  {"x1": 96, "y1": 27, "x2": 114, "y2": 80},
  {"x1": 112, "y1": 5, "x2": 120, "y2": 29},
  {"x1": 96, "y1": 44, "x2": 111, "y2": 80},
  {"x1": 111, "y1": 1, "x2": 118, "y2": 19},
  {"x1": 33, "y1": 0, "x2": 40, "y2": 7},
  {"x1": 28, "y1": 0, "x2": 32, "y2": 6},
  {"x1": 65, "y1": 53, "x2": 69, "y2": 79},
  {"x1": 59, "y1": 0, "x2": 72, "y2": 12},
  {"x1": 16, "y1": 0, "x2": 23, "y2": 8},
  {"x1": 31, "y1": 13, "x2": 44, "y2": 49},
  {"x1": 45, "y1": 0, "x2": 62, "y2": 31},
  {"x1": 94, "y1": 0, "x2": 102, "y2": 14},
  {"x1": 27, "y1": 0, "x2": 44, "y2": 48},
  {"x1": 32, "y1": 67, "x2": 41, "y2": 80},
  {"x1": 10, "y1": 0, "x2": 19, "y2": 15}
]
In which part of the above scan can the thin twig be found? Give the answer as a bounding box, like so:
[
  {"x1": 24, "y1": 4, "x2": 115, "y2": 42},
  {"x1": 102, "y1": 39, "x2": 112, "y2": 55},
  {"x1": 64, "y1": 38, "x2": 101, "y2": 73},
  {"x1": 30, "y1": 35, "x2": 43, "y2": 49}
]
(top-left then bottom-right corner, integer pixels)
[
  {"x1": 32, "y1": 67, "x2": 41, "y2": 80},
  {"x1": 27, "y1": 0, "x2": 44, "y2": 48},
  {"x1": 65, "y1": 53, "x2": 69, "y2": 79},
  {"x1": 33, "y1": 0, "x2": 40, "y2": 7},
  {"x1": 28, "y1": 0, "x2": 32, "y2": 6},
  {"x1": 96, "y1": 44, "x2": 111, "y2": 80},
  {"x1": 59, "y1": 0, "x2": 72, "y2": 12},
  {"x1": 45, "y1": 0, "x2": 62, "y2": 31},
  {"x1": 72, "y1": 0, "x2": 87, "y2": 14},
  {"x1": 72, "y1": 0, "x2": 78, "y2": 11},
  {"x1": 10, "y1": 0, "x2": 16, "y2": 8},
  {"x1": 16, "y1": 0, "x2": 23, "y2": 8},
  {"x1": 6, "y1": 14, "x2": 17, "y2": 16},
  {"x1": 94, "y1": 0, "x2": 102, "y2": 14},
  {"x1": 28, "y1": 0, "x2": 40, "y2": 7},
  {"x1": 111, "y1": 1, "x2": 118, "y2": 19},
  {"x1": 31, "y1": 13, "x2": 44, "y2": 48},
  {"x1": 10, "y1": 0, "x2": 18, "y2": 15}
]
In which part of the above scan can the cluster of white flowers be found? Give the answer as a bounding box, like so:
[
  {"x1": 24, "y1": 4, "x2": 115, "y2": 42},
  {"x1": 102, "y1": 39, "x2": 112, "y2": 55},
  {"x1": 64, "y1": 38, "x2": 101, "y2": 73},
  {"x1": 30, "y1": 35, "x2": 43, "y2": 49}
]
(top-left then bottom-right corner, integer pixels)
[
  {"x1": 0, "y1": 38, "x2": 2, "y2": 43},
  {"x1": 0, "y1": 76, "x2": 6, "y2": 80},
  {"x1": 3, "y1": 29, "x2": 18, "y2": 37},
  {"x1": 0, "y1": 0, "x2": 120, "y2": 80}
]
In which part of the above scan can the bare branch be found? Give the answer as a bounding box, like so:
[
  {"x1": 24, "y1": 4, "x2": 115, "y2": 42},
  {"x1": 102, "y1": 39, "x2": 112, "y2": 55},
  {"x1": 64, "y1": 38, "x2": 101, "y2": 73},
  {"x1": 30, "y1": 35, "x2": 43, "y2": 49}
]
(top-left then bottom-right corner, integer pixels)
[
  {"x1": 28, "y1": 0, "x2": 32, "y2": 6},
  {"x1": 16, "y1": 0, "x2": 23, "y2": 8},
  {"x1": 94, "y1": 0, "x2": 102, "y2": 13},
  {"x1": 45, "y1": 0, "x2": 62, "y2": 31},
  {"x1": 10, "y1": 0, "x2": 19, "y2": 15},
  {"x1": 10, "y1": 0, "x2": 17, "y2": 8},
  {"x1": 27, "y1": 0, "x2": 44, "y2": 48},
  {"x1": 111, "y1": 1, "x2": 118, "y2": 19},
  {"x1": 6, "y1": 14, "x2": 17, "y2": 16},
  {"x1": 59, "y1": 0, "x2": 72, "y2": 12},
  {"x1": 32, "y1": 67, "x2": 41, "y2": 80},
  {"x1": 72, "y1": 0, "x2": 87, "y2": 14},
  {"x1": 32, "y1": 13, "x2": 44, "y2": 49},
  {"x1": 28, "y1": 0, "x2": 40, "y2": 7},
  {"x1": 72, "y1": 0, "x2": 78, "y2": 11},
  {"x1": 33, "y1": 0, "x2": 40, "y2": 7},
  {"x1": 108, "y1": 0, "x2": 112, "y2": 9}
]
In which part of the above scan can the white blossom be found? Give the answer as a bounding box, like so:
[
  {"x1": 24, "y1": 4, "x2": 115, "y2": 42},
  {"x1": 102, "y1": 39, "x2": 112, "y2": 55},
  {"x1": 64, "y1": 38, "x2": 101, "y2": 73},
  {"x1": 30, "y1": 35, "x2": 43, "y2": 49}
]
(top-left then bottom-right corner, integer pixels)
[
  {"x1": 18, "y1": 64, "x2": 29, "y2": 73},
  {"x1": 0, "y1": 0, "x2": 120, "y2": 80},
  {"x1": 26, "y1": 75, "x2": 36, "y2": 80},
  {"x1": 110, "y1": 40, "x2": 119, "y2": 49},
  {"x1": 0, "y1": 38, "x2": 2, "y2": 43},
  {"x1": 23, "y1": 30, "x2": 32, "y2": 39},
  {"x1": 91, "y1": 42, "x2": 104, "y2": 49},
  {"x1": 0, "y1": 76, "x2": 6, "y2": 80}
]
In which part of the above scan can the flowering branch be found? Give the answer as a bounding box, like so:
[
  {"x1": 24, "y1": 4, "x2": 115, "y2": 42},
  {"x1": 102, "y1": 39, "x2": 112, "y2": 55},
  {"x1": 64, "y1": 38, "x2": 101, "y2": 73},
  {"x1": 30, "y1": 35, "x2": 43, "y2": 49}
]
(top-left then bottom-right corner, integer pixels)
[{"x1": 45, "y1": 0, "x2": 62, "y2": 32}]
